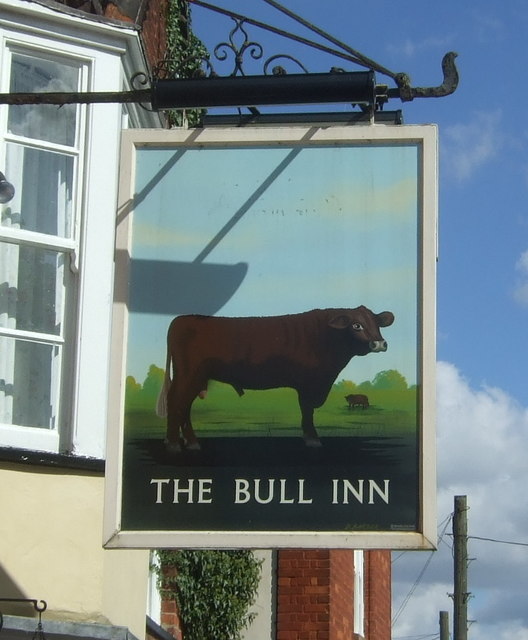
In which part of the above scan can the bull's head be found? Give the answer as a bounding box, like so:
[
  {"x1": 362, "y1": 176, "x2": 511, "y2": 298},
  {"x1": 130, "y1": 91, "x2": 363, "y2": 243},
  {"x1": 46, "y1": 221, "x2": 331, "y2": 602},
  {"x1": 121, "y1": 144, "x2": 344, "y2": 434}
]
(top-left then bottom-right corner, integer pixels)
[{"x1": 328, "y1": 307, "x2": 394, "y2": 354}]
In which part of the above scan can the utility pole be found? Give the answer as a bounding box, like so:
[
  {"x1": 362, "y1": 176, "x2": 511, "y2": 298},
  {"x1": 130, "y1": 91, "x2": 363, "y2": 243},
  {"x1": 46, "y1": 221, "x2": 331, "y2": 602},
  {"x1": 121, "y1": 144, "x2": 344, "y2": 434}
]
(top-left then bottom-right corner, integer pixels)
[
  {"x1": 453, "y1": 495, "x2": 469, "y2": 640},
  {"x1": 440, "y1": 610, "x2": 450, "y2": 640}
]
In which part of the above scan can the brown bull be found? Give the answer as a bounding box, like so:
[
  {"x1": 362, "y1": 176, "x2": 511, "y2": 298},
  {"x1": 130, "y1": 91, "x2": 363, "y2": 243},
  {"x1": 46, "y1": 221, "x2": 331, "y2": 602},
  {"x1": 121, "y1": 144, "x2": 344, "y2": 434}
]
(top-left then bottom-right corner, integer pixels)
[
  {"x1": 345, "y1": 393, "x2": 370, "y2": 409},
  {"x1": 156, "y1": 306, "x2": 394, "y2": 452}
]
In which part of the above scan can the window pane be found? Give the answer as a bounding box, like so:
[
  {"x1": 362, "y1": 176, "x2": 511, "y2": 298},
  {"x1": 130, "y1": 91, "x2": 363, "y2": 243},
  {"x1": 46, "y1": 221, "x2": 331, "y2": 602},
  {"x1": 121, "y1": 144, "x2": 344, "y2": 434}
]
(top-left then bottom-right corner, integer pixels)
[
  {"x1": 0, "y1": 336, "x2": 59, "y2": 429},
  {"x1": 0, "y1": 241, "x2": 66, "y2": 336},
  {"x1": 8, "y1": 52, "x2": 79, "y2": 147},
  {"x1": 2, "y1": 143, "x2": 74, "y2": 237}
]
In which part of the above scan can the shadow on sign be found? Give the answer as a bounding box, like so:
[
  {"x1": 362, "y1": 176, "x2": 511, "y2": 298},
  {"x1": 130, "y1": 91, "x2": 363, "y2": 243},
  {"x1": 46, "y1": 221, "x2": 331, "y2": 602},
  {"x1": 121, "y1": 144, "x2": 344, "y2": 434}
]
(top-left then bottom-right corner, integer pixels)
[{"x1": 128, "y1": 259, "x2": 248, "y2": 316}]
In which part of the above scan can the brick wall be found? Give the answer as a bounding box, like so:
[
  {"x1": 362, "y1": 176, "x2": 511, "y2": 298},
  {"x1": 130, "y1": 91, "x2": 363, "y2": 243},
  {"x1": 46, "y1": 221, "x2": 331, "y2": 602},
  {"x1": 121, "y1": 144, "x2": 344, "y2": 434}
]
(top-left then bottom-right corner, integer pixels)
[
  {"x1": 364, "y1": 550, "x2": 392, "y2": 640},
  {"x1": 277, "y1": 549, "x2": 332, "y2": 640},
  {"x1": 159, "y1": 565, "x2": 183, "y2": 640},
  {"x1": 276, "y1": 549, "x2": 391, "y2": 640},
  {"x1": 139, "y1": 0, "x2": 168, "y2": 71},
  {"x1": 329, "y1": 550, "x2": 354, "y2": 640},
  {"x1": 103, "y1": 0, "x2": 168, "y2": 71}
]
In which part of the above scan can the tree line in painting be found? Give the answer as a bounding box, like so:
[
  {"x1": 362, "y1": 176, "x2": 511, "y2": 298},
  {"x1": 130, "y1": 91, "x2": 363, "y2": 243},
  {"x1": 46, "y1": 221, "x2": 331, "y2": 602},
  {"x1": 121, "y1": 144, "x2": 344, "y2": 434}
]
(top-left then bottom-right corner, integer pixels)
[{"x1": 125, "y1": 365, "x2": 415, "y2": 411}]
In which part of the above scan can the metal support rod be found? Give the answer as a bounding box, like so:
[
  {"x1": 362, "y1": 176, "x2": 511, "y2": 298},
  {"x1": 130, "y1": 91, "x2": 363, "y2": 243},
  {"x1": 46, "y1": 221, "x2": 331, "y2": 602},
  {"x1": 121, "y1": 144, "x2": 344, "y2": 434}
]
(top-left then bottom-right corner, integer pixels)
[
  {"x1": 259, "y1": 0, "x2": 399, "y2": 79},
  {"x1": 0, "y1": 72, "x2": 376, "y2": 109},
  {"x1": 0, "y1": 55, "x2": 458, "y2": 109},
  {"x1": 0, "y1": 89, "x2": 151, "y2": 106},
  {"x1": 0, "y1": 54, "x2": 457, "y2": 109},
  {"x1": 453, "y1": 496, "x2": 469, "y2": 640}
]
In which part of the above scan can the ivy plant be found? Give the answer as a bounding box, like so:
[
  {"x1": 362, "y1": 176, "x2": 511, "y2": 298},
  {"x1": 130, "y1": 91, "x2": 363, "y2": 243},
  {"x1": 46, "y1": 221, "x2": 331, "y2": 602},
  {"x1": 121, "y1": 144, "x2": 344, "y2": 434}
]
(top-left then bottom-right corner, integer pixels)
[
  {"x1": 156, "y1": 549, "x2": 262, "y2": 640},
  {"x1": 165, "y1": 0, "x2": 208, "y2": 126}
]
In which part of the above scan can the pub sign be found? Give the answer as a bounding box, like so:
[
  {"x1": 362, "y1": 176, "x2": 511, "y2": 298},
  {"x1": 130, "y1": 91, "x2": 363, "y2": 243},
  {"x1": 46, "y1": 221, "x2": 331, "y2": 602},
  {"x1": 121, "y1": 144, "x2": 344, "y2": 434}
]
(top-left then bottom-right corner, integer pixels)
[{"x1": 103, "y1": 124, "x2": 437, "y2": 549}]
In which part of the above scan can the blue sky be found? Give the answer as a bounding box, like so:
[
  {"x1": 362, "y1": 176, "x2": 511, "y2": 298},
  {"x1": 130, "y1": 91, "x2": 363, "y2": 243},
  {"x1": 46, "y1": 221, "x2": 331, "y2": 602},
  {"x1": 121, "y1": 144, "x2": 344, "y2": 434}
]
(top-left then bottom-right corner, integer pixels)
[{"x1": 184, "y1": 2, "x2": 528, "y2": 639}]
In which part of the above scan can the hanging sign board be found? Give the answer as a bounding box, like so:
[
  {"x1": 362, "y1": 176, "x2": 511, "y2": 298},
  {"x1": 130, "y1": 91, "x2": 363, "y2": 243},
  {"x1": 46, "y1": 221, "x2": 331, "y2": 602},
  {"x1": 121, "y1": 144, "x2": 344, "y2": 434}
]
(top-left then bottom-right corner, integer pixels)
[{"x1": 103, "y1": 124, "x2": 437, "y2": 550}]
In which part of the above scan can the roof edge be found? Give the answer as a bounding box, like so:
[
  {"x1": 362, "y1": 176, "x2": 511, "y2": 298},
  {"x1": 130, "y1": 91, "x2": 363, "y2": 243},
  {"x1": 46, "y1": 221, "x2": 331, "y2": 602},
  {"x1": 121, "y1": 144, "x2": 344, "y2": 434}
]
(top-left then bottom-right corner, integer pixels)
[{"x1": 1, "y1": 615, "x2": 140, "y2": 640}]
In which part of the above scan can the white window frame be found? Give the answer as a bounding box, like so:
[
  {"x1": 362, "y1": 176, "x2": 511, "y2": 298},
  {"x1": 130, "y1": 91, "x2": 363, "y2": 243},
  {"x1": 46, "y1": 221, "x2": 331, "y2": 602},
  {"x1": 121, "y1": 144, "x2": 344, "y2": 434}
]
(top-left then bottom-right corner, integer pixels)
[
  {"x1": 0, "y1": 39, "x2": 88, "y2": 453},
  {"x1": 0, "y1": 12, "x2": 128, "y2": 458},
  {"x1": 354, "y1": 550, "x2": 365, "y2": 637}
]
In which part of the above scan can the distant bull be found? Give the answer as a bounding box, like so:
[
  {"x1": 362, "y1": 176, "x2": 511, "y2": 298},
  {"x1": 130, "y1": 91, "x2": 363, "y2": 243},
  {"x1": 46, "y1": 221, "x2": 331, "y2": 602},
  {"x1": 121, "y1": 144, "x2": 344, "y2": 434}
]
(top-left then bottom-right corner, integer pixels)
[
  {"x1": 156, "y1": 306, "x2": 394, "y2": 452},
  {"x1": 345, "y1": 393, "x2": 370, "y2": 409}
]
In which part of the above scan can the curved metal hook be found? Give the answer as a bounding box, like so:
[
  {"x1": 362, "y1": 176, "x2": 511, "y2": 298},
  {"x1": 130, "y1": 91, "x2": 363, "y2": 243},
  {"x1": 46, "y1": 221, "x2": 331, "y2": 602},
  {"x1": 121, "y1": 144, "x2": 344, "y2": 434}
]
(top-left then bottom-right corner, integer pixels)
[
  {"x1": 388, "y1": 52, "x2": 459, "y2": 102},
  {"x1": 33, "y1": 600, "x2": 47, "y2": 614}
]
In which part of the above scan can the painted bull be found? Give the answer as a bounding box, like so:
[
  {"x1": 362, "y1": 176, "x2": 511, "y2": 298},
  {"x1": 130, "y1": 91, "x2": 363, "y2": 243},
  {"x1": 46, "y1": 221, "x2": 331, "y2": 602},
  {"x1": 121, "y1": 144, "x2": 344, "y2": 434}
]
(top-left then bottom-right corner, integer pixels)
[
  {"x1": 156, "y1": 306, "x2": 394, "y2": 452},
  {"x1": 345, "y1": 393, "x2": 370, "y2": 409}
]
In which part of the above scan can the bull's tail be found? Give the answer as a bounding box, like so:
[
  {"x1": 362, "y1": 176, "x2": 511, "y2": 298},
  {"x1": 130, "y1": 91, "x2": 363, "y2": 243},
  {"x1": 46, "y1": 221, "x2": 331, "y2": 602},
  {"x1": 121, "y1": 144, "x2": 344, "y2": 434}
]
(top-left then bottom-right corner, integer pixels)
[{"x1": 155, "y1": 348, "x2": 172, "y2": 418}]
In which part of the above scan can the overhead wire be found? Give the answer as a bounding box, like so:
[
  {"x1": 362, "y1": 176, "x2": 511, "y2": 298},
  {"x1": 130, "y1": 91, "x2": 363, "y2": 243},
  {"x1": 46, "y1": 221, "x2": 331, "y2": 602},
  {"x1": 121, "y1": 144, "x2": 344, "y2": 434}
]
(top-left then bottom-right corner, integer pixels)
[
  {"x1": 391, "y1": 550, "x2": 436, "y2": 626},
  {"x1": 393, "y1": 634, "x2": 439, "y2": 640},
  {"x1": 391, "y1": 513, "x2": 453, "y2": 627},
  {"x1": 393, "y1": 519, "x2": 528, "y2": 633},
  {"x1": 467, "y1": 535, "x2": 528, "y2": 547},
  {"x1": 392, "y1": 512, "x2": 453, "y2": 565}
]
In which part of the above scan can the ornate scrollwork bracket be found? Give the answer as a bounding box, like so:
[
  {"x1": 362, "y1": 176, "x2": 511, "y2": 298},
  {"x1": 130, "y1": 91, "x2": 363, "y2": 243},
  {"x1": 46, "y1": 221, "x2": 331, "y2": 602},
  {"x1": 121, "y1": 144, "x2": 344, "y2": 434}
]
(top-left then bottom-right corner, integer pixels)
[
  {"x1": 154, "y1": 17, "x2": 311, "y2": 82},
  {"x1": 170, "y1": 0, "x2": 460, "y2": 112}
]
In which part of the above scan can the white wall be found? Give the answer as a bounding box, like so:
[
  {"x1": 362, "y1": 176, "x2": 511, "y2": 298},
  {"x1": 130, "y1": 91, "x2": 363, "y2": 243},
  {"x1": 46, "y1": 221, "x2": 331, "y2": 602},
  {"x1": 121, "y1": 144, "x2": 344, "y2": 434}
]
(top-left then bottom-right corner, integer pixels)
[{"x1": 243, "y1": 550, "x2": 275, "y2": 640}]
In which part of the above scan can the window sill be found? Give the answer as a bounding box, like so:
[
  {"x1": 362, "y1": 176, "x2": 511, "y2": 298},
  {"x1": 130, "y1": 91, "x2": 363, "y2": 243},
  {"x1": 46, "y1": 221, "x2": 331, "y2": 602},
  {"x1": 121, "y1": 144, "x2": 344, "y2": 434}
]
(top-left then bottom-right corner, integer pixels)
[{"x1": 0, "y1": 446, "x2": 104, "y2": 472}]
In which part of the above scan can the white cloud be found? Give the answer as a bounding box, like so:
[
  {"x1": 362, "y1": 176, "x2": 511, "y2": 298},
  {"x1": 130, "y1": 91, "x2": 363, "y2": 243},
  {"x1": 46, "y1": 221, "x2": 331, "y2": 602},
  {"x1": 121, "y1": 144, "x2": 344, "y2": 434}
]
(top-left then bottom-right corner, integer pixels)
[
  {"x1": 392, "y1": 581, "x2": 453, "y2": 635},
  {"x1": 513, "y1": 250, "x2": 528, "y2": 306},
  {"x1": 393, "y1": 362, "x2": 528, "y2": 639},
  {"x1": 470, "y1": 10, "x2": 505, "y2": 44},
  {"x1": 516, "y1": 250, "x2": 528, "y2": 272},
  {"x1": 442, "y1": 111, "x2": 502, "y2": 181},
  {"x1": 386, "y1": 35, "x2": 454, "y2": 58}
]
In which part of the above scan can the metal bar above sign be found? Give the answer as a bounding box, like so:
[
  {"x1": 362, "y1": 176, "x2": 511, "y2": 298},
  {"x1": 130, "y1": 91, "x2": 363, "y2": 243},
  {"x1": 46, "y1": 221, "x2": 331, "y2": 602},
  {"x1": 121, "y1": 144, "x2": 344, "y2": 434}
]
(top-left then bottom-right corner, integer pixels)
[
  {"x1": 151, "y1": 70, "x2": 376, "y2": 110},
  {"x1": 0, "y1": 71, "x2": 377, "y2": 110}
]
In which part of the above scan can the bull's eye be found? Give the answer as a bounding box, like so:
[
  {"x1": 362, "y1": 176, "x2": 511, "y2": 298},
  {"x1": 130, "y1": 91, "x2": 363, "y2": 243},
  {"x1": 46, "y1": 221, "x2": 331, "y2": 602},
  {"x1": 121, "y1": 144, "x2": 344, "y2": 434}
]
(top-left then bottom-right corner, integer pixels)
[{"x1": 352, "y1": 322, "x2": 363, "y2": 331}]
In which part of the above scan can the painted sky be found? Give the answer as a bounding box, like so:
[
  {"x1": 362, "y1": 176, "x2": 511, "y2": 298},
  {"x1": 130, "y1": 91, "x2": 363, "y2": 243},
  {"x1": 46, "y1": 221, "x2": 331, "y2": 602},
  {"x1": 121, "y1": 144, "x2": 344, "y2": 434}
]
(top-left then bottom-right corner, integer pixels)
[
  {"x1": 184, "y1": 2, "x2": 528, "y2": 640},
  {"x1": 128, "y1": 140, "x2": 422, "y2": 386}
]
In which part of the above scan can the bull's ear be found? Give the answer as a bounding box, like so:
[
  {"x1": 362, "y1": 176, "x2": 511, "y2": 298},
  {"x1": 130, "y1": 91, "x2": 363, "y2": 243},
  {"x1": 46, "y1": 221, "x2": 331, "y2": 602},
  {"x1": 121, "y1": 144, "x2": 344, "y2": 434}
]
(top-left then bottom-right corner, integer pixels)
[
  {"x1": 328, "y1": 314, "x2": 351, "y2": 329},
  {"x1": 376, "y1": 311, "x2": 395, "y2": 327}
]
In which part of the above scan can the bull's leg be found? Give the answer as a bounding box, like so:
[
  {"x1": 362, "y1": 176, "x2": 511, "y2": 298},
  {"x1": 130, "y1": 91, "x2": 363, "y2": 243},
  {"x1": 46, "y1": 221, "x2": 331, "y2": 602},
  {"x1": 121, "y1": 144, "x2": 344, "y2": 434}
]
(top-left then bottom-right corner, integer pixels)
[
  {"x1": 165, "y1": 381, "x2": 185, "y2": 454},
  {"x1": 181, "y1": 416, "x2": 200, "y2": 450},
  {"x1": 166, "y1": 378, "x2": 201, "y2": 453},
  {"x1": 297, "y1": 392, "x2": 321, "y2": 448},
  {"x1": 169, "y1": 373, "x2": 208, "y2": 451},
  {"x1": 298, "y1": 385, "x2": 334, "y2": 447},
  {"x1": 165, "y1": 378, "x2": 191, "y2": 453},
  {"x1": 182, "y1": 376, "x2": 213, "y2": 450}
]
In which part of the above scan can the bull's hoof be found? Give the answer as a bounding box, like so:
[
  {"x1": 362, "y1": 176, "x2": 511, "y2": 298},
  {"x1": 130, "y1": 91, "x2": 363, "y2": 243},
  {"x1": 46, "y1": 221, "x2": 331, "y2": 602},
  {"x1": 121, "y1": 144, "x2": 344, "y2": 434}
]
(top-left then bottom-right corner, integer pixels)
[
  {"x1": 304, "y1": 437, "x2": 322, "y2": 448},
  {"x1": 185, "y1": 441, "x2": 201, "y2": 451},
  {"x1": 164, "y1": 439, "x2": 182, "y2": 454}
]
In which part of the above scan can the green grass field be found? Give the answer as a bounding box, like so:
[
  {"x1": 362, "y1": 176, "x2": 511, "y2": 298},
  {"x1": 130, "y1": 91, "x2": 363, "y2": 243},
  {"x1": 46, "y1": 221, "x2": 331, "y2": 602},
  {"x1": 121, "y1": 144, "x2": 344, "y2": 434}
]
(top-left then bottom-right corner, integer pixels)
[{"x1": 124, "y1": 381, "x2": 418, "y2": 441}]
